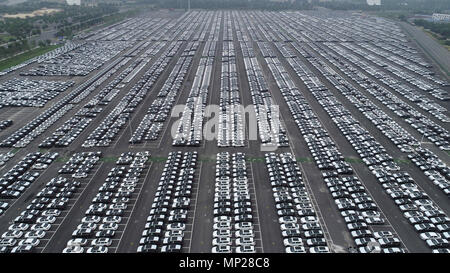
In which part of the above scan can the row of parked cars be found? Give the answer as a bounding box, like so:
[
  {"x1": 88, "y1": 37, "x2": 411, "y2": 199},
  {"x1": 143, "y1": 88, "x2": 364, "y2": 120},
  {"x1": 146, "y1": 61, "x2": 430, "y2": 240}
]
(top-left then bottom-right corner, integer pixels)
[
  {"x1": 0, "y1": 152, "x2": 58, "y2": 201},
  {"x1": 64, "y1": 152, "x2": 150, "y2": 253},
  {"x1": 0, "y1": 78, "x2": 74, "y2": 108},
  {"x1": 0, "y1": 151, "x2": 14, "y2": 167},
  {"x1": 279, "y1": 10, "x2": 448, "y2": 98},
  {"x1": 256, "y1": 41, "x2": 407, "y2": 253},
  {"x1": 70, "y1": 57, "x2": 128, "y2": 105},
  {"x1": 0, "y1": 120, "x2": 13, "y2": 131},
  {"x1": 90, "y1": 17, "x2": 158, "y2": 42},
  {"x1": 83, "y1": 41, "x2": 183, "y2": 148},
  {"x1": 217, "y1": 42, "x2": 245, "y2": 147},
  {"x1": 0, "y1": 55, "x2": 126, "y2": 149},
  {"x1": 335, "y1": 42, "x2": 450, "y2": 145},
  {"x1": 22, "y1": 41, "x2": 132, "y2": 77},
  {"x1": 0, "y1": 152, "x2": 17, "y2": 216},
  {"x1": 212, "y1": 152, "x2": 256, "y2": 253},
  {"x1": 130, "y1": 42, "x2": 199, "y2": 144},
  {"x1": 240, "y1": 42, "x2": 289, "y2": 148},
  {"x1": 137, "y1": 151, "x2": 198, "y2": 253},
  {"x1": 296, "y1": 35, "x2": 450, "y2": 191},
  {"x1": 353, "y1": 42, "x2": 449, "y2": 101},
  {"x1": 258, "y1": 10, "x2": 450, "y2": 153},
  {"x1": 38, "y1": 55, "x2": 150, "y2": 149},
  {"x1": 282, "y1": 42, "x2": 449, "y2": 252},
  {"x1": 293, "y1": 39, "x2": 450, "y2": 200},
  {"x1": 265, "y1": 153, "x2": 330, "y2": 253},
  {"x1": 58, "y1": 152, "x2": 101, "y2": 179},
  {"x1": 0, "y1": 176, "x2": 83, "y2": 253},
  {"x1": 174, "y1": 11, "x2": 212, "y2": 42},
  {"x1": 0, "y1": 103, "x2": 73, "y2": 148},
  {"x1": 408, "y1": 149, "x2": 450, "y2": 197},
  {"x1": 355, "y1": 42, "x2": 450, "y2": 133},
  {"x1": 40, "y1": 116, "x2": 92, "y2": 148},
  {"x1": 206, "y1": 14, "x2": 221, "y2": 43},
  {"x1": 223, "y1": 13, "x2": 233, "y2": 42},
  {"x1": 173, "y1": 42, "x2": 216, "y2": 147}
]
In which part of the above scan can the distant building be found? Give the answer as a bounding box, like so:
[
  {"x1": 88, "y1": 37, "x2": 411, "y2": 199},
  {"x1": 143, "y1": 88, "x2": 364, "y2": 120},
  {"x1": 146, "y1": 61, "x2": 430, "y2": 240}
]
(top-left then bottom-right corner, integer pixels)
[
  {"x1": 307, "y1": 0, "x2": 334, "y2": 3},
  {"x1": 45, "y1": 0, "x2": 67, "y2": 4},
  {"x1": 432, "y1": 13, "x2": 450, "y2": 22},
  {"x1": 269, "y1": 0, "x2": 295, "y2": 2},
  {"x1": 66, "y1": 0, "x2": 81, "y2": 5},
  {"x1": 76, "y1": 0, "x2": 124, "y2": 6},
  {"x1": 367, "y1": 0, "x2": 381, "y2": 6},
  {"x1": 81, "y1": 0, "x2": 96, "y2": 6}
]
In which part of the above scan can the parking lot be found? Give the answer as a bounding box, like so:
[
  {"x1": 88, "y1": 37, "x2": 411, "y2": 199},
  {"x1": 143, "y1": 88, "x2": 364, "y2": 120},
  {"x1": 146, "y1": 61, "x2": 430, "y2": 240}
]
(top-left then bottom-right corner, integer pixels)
[{"x1": 0, "y1": 10, "x2": 449, "y2": 253}]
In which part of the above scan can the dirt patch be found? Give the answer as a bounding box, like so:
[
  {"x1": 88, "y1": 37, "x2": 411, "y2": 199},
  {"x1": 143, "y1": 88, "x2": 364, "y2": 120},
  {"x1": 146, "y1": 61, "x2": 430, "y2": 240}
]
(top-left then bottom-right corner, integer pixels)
[{"x1": 2, "y1": 8, "x2": 62, "y2": 19}]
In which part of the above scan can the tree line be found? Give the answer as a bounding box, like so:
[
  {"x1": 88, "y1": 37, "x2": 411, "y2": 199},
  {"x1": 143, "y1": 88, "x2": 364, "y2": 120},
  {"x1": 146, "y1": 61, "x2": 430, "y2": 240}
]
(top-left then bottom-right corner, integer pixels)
[
  {"x1": 414, "y1": 19, "x2": 450, "y2": 45},
  {"x1": 315, "y1": 0, "x2": 450, "y2": 13},
  {"x1": 136, "y1": 0, "x2": 313, "y2": 10},
  {"x1": 0, "y1": 1, "x2": 119, "y2": 59}
]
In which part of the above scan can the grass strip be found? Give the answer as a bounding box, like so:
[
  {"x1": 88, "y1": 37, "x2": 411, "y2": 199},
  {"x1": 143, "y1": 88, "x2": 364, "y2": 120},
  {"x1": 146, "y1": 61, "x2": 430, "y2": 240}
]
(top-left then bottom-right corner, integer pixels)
[{"x1": 0, "y1": 44, "x2": 61, "y2": 71}]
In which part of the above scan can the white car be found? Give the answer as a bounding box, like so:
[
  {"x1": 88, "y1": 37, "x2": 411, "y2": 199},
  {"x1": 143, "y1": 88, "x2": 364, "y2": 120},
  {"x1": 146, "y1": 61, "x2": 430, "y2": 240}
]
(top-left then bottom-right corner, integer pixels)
[
  {"x1": 102, "y1": 216, "x2": 122, "y2": 224},
  {"x1": 213, "y1": 222, "x2": 231, "y2": 230},
  {"x1": 212, "y1": 237, "x2": 232, "y2": 246},
  {"x1": 11, "y1": 245, "x2": 33, "y2": 253},
  {"x1": 63, "y1": 246, "x2": 84, "y2": 253},
  {"x1": 358, "y1": 245, "x2": 382, "y2": 253},
  {"x1": 283, "y1": 237, "x2": 303, "y2": 247},
  {"x1": 42, "y1": 209, "x2": 61, "y2": 217},
  {"x1": 8, "y1": 223, "x2": 29, "y2": 231},
  {"x1": 309, "y1": 246, "x2": 330, "y2": 253},
  {"x1": 32, "y1": 163, "x2": 48, "y2": 170},
  {"x1": 86, "y1": 246, "x2": 108, "y2": 253},
  {"x1": 236, "y1": 237, "x2": 255, "y2": 246},
  {"x1": 24, "y1": 230, "x2": 45, "y2": 239},
  {"x1": 212, "y1": 245, "x2": 231, "y2": 253},
  {"x1": 300, "y1": 216, "x2": 317, "y2": 224},
  {"x1": 82, "y1": 216, "x2": 101, "y2": 223},
  {"x1": 426, "y1": 238, "x2": 449, "y2": 248},
  {"x1": 91, "y1": 238, "x2": 112, "y2": 246},
  {"x1": 235, "y1": 229, "x2": 254, "y2": 238},
  {"x1": 280, "y1": 223, "x2": 300, "y2": 231},
  {"x1": 2, "y1": 230, "x2": 23, "y2": 239},
  {"x1": 67, "y1": 238, "x2": 88, "y2": 247},
  {"x1": 382, "y1": 248, "x2": 407, "y2": 253},
  {"x1": 355, "y1": 237, "x2": 377, "y2": 247},
  {"x1": 373, "y1": 231, "x2": 393, "y2": 239},
  {"x1": 167, "y1": 223, "x2": 185, "y2": 231},
  {"x1": 30, "y1": 223, "x2": 51, "y2": 231},
  {"x1": 213, "y1": 216, "x2": 232, "y2": 224},
  {"x1": 72, "y1": 173, "x2": 88, "y2": 179},
  {"x1": 0, "y1": 238, "x2": 17, "y2": 247},
  {"x1": 36, "y1": 216, "x2": 56, "y2": 224},
  {"x1": 77, "y1": 223, "x2": 97, "y2": 230},
  {"x1": 234, "y1": 222, "x2": 253, "y2": 230},
  {"x1": 420, "y1": 232, "x2": 441, "y2": 241},
  {"x1": 18, "y1": 238, "x2": 40, "y2": 247},
  {"x1": 236, "y1": 245, "x2": 255, "y2": 253},
  {"x1": 213, "y1": 229, "x2": 231, "y2": 238},
  {"x1": 286, "y1": 246, "x2": 306, "y2": 253},
  {"x1": 98, "y1": 223, "x2": 118, "y2": 231},
  {"x1": 164, "y1": 230, "x2": 184, "y2": 238},
  {"x1": 161, "y1": 244, "x2": 182, "y2": 252}
]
